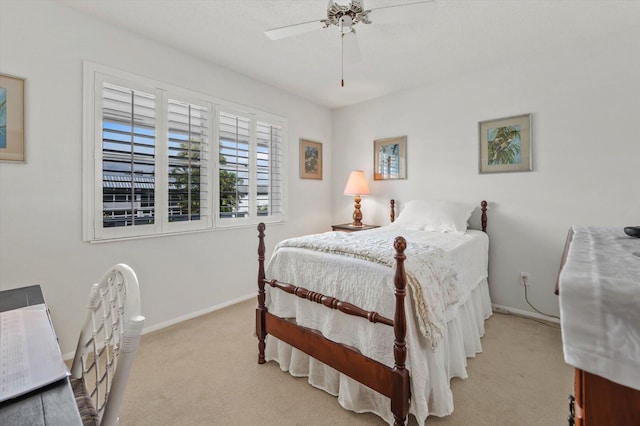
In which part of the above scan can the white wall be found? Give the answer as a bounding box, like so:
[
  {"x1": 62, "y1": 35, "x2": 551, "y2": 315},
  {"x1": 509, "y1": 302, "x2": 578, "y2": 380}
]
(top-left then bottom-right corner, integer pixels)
[
  {"x1": 0, "y1": 1, "x2": 333, "y2": 354},
  {"x1": 332, "y1": 26, "x2": 640, "y2": 318},
  {"x1": 2, "y1": 0, "x2": 638, "y2": 355}
]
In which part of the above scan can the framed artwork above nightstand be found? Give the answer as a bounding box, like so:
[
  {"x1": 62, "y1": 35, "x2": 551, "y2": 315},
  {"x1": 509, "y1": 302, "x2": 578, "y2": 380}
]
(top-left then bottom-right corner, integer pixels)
[{"x1": 331, "y1": 223, "x2": 380, "y2": 233}]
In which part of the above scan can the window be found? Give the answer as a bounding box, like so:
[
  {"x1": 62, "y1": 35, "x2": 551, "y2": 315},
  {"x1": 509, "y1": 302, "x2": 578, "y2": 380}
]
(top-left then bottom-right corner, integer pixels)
[
  {"x1": 217, "y1": 111, "x2": 284, "y2": 222},
  {"x1": 101, "y1": 83, "x2": 157, "y2": 231},
  {"x1": 218, "y1": 111, "x2": 250, "y2": 219},
  {"x1": 83, "y1": 63, "x2": 286, "y2": 241},
  {"x1": 167, "y1": 100, "x2": 209, "y2": 225},
  {"x1": 256, "y1": 120, "x2": 283, "y2": 217}
]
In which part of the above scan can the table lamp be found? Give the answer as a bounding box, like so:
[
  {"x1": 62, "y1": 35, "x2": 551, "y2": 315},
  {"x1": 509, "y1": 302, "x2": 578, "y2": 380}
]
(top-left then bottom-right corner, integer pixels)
[{"x1": 343, "y1": 170, "x2": 370, "y2": 227}]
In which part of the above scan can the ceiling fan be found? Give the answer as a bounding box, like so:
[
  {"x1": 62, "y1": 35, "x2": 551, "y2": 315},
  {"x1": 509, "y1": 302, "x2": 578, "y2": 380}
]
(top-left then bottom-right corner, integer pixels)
[{"x1": 265, "y1": 0, "x2": 434, "y2": 87}]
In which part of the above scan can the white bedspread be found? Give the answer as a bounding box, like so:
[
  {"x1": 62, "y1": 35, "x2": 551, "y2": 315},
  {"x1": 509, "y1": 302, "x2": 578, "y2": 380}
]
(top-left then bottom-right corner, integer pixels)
[
  {"x1": 559, "y1": 226, "x2": 640, "y2": 391},
  {"x1": 264, "y1": 226, "x2": 491, "y2": 424},
  {"x1": 273, "y1": 228, "x2": 459, "y2": 347}
]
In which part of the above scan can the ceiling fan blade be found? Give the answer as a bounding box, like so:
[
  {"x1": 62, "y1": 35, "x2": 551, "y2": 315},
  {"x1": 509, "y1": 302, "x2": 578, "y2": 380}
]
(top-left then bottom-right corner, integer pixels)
[
  {"x1": 342, "y1": 31, "x2": 362, "y2": 64},
  {"x1": 265, "y1": 19, "x2": 327, "y2": 40},
  {"x1": 366, "y1": 0, "x2": 434, "y2": 24}
]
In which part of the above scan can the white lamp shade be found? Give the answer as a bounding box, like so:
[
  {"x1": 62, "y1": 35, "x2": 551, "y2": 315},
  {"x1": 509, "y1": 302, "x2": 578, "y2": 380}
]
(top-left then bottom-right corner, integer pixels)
[{"x1": 343, "y1": 170, "x2": 370, "y2": 196}]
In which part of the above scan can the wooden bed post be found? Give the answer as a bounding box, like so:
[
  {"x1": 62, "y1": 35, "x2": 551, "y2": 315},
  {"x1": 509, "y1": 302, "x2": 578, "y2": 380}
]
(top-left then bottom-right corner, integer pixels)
[
  {"x1": 481, "y1": 200, "x2": 488, "y2": 233},
  {"x1": 390, "y1": 199, "x2": 396, "y2": 223},
  {"x1": 391, "y1": 236, "x2": 410, "y2": 426},
  {"x1": 256, "y1": 223, "x2": 267, "y2": 364}
]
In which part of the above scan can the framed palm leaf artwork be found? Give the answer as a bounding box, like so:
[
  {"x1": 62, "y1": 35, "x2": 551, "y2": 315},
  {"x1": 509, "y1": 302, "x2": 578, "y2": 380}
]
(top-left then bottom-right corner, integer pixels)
[
  {"x1": 0, "y1": 74, "x2": 25, "y2": 162},
  {"x1": 479, "y1": 114, "x2": 531, "y2": 173}
]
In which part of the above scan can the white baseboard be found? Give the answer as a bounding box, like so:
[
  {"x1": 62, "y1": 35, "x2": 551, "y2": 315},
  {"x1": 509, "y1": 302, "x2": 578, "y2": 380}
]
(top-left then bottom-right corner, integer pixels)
[
  {"x1": 62, "y1": 293, "x2": 256, "y2": 360},
  {"x1": 492, "y1": 303, "x2": 560, "y2": 324},
  {"x1": 142, "y1": 293, "x2": 256, "y2": 335}
]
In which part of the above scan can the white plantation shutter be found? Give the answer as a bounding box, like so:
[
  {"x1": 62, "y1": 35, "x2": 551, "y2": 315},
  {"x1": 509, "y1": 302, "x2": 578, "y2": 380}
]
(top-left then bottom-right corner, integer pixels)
[
  {"x1": 218, "y1": 111, "x2": 250, "y2": 219},
  {"x1": 167, "y1": 100, "x2": 209, "y2": 226},
  {"x1": 101, "y1": 83, "x2": 156, "y2": 229},
  {"x1": 256, "y1": 121, "x2": 283, "y2": 216}
]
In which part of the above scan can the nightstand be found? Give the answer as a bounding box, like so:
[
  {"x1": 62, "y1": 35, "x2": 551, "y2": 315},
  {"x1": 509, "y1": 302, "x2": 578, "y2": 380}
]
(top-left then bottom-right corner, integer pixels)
[{"x1": 331, "y1": 223, "x2": 380, "y2": 232}]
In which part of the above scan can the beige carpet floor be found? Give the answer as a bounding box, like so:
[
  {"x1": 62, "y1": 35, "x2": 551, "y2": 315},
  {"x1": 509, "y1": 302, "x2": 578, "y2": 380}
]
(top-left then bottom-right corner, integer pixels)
[{"x1": 118, "y1": 298, "x2": 573, "y2": 425}]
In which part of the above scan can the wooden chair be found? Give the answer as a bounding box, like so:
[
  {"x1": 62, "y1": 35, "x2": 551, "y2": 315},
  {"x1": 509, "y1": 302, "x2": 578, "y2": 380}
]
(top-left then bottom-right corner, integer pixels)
[{"x1": 70, "y1": 264, "x2": 145, "y2": 426}]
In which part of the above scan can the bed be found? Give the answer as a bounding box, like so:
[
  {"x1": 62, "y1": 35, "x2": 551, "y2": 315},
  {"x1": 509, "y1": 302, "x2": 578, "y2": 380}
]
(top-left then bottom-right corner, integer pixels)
[{"x1": 255, "y1": 200, "x2": 490, "y2": 425}]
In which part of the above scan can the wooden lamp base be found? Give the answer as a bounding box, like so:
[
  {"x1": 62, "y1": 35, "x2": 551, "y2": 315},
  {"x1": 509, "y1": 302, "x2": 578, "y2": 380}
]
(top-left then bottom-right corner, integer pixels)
[{"x1": 352, "y1": 195, "x2": 363, "y2": 227}]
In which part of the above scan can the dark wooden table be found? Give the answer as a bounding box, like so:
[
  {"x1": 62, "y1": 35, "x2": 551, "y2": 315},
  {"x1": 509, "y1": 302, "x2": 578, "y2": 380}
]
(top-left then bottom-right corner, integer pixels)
[
  {"x1": 331, "y1": 223, "x2": 380, "y2": 232},
  {"x1": 0, "y1": 285, "x2": 82, "y2": 426}
]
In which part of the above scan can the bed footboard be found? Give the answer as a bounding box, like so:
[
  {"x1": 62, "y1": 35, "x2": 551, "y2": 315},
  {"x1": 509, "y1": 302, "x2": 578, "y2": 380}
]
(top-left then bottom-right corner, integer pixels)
[{"x1": 256, "y1": 223, "x2": 410, "y2": 425}]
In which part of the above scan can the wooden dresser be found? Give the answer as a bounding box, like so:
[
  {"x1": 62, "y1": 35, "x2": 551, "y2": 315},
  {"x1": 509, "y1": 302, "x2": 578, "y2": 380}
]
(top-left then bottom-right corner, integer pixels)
[{"x1": 556, "y1": 228, "x2": 640, "y2": 425}]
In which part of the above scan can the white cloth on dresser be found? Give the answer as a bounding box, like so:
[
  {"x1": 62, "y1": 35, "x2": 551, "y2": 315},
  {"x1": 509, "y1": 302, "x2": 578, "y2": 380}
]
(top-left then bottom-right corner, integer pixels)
[{"x1": 559, "y1": 226, "x2": 640, "y2": 391}]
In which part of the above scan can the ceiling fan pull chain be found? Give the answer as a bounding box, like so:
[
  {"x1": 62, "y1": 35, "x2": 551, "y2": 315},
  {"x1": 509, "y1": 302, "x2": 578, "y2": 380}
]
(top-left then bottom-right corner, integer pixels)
[{"x1": 341, "y1": 32, "x2": 345, "y2": 87}]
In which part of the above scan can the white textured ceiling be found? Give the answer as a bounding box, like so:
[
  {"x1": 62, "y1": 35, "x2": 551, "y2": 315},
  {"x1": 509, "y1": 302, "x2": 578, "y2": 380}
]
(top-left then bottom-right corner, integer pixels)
[{"x1": 55, "y1": 0, "x2": 640, "y2": 109}]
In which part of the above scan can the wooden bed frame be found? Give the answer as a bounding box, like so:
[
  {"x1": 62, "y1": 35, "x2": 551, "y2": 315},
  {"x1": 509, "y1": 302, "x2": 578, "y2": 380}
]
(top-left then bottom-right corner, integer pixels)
[{"x1": 256, "y1": 200, "x2": 488, "y2": 425}]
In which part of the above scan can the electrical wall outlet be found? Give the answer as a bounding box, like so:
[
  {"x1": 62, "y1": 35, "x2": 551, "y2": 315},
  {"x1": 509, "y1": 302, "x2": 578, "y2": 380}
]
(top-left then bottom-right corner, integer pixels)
[{"x1": 520, "y1": 272, "x2": 530, "y2": 286}]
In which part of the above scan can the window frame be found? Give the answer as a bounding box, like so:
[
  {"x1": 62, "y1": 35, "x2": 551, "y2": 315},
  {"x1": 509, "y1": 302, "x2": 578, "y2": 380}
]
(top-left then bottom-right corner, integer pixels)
[{"x1": 83, "y1": 62, "x2": 287, "y2": 242}]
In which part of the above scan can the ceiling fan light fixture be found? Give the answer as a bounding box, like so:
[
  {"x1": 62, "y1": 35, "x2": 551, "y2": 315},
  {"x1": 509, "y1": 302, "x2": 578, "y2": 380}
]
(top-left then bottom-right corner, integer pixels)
[
  {"x1": 339, "y1": 15, "x2": 353, "y2": 33},
  {"x1": 327, "y1": 0, "x2": 369, "y2": 27}
]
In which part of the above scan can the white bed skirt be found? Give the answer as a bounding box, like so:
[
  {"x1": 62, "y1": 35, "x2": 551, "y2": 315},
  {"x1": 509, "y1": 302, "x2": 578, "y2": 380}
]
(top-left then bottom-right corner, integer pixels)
[{"x1": 264, "y1": 278, "x2": 492, "y2": 425}]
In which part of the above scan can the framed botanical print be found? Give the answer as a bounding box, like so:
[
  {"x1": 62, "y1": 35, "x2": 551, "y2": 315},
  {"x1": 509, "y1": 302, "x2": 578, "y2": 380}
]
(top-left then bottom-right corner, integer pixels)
[
  {"x1": 374, "y1": 136, "x2": 407, "y2": 180},
  {"x1": 479, "y1": 114, "x2": 532, "y2": 173},
  {"x1": 300, "y1": 138, "x2": 322, "y2": 179}
]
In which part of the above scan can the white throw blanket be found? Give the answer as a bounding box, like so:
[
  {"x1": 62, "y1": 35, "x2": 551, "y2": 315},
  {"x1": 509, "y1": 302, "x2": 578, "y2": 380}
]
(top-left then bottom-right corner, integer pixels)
[{"x1": 273, "y1": 229, "x2": 459, "y2": 348}]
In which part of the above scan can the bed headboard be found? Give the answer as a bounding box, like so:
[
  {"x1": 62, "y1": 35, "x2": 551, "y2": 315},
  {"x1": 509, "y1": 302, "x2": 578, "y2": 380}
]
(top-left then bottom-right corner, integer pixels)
[{"x1": 389, "y1": 199, "x2": 488, "y2": 232}]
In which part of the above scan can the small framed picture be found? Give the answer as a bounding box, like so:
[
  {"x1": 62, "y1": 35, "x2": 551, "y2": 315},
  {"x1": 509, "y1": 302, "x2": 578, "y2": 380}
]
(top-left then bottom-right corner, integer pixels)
[
  {"x1": 374, "y1": 136, "x2": 406, "y2": 180},
  {"x1": 0, "y1": 74, "x2": 26, "y2": 162},
  {"x1": 479, "y1": 114, "x2": 532, "y2": 173},
  {"x1": 300, "y1": 138, "x2": 322, "y2": 179}
]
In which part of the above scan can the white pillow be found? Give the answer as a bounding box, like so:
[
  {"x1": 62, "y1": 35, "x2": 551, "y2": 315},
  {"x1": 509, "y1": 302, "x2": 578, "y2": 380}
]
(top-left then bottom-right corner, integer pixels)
[{"x1": 392, "y1": 200, "x2": 476, "y2": 233}]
